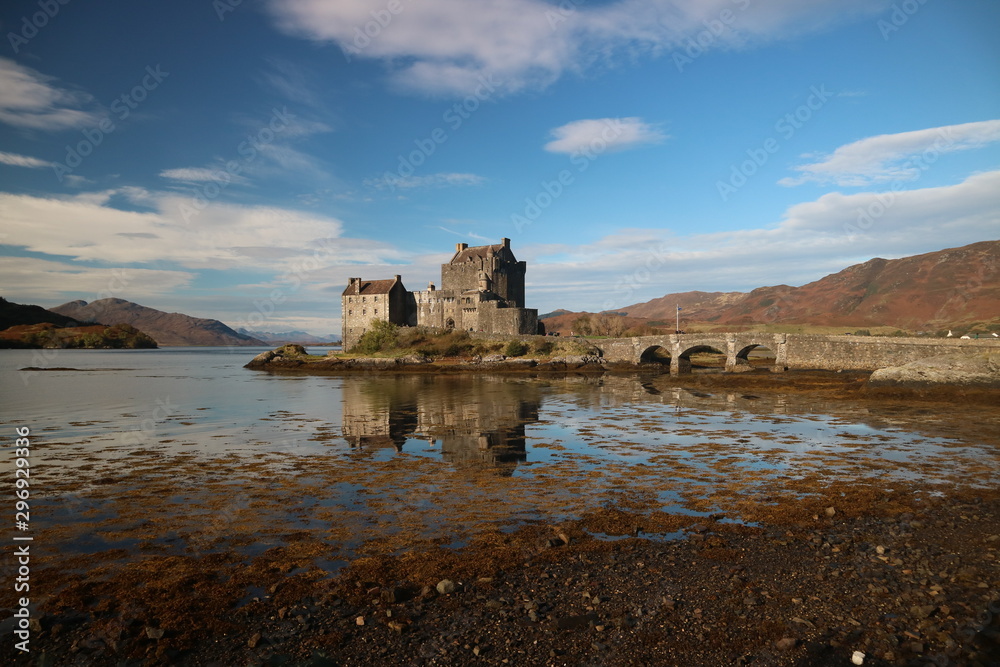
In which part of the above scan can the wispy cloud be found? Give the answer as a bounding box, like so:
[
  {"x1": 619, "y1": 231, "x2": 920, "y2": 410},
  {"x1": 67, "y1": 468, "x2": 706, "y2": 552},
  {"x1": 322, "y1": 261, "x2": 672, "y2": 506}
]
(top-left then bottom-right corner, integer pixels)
[
  {"x1": 544, "y1": 117, "x2": 666, "y2": 155},
  {"x1": 259, "y1": 57, "x2": 328, "y2": 111},
  {"x1": 160, "y1": 167, "x2": 247, "y2": 184},
  {"x1": 366, "y1": 172, "x2": 487, "y2": 190},
  {"x1": 437, "y1": 226, "x2": 495, "y2": 243},
  {"x1": 0, "y1": 151, "x2": 56, "y2": 168},
  {"x1": 267, "y1": 0, "x2": 889, "y2": 96},
  {"x1": 0, "y1": 256, "x2": 195, "y2": 302},
  {"x1": 521, "y1": 170, "x2": 1000, "y2": 312},
  {"x1": 0, "y1": 57, "x2": 102, "y2": 130},
  {"x1": 159, "y1": 115, "x2": 333, "y2": 191},
  {"x1": 781, "y1": 120, "x2": 1000, "y2": 187}
]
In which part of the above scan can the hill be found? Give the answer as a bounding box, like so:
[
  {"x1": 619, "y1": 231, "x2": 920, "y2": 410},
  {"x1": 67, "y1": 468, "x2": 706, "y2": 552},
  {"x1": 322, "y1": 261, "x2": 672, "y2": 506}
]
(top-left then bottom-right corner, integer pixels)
[
  {"x1": 51, "y1": 298, "x2": 267, "y2": 346},
  {"x1": 238, "y1": 328, "x2": 341, "y2": 345},
  {"x1": 616, "y1": 240, "x2": 1000, "y2": 333},
  {"x1": 0, "y1": 322, "x2": 157, "y2": 349},
  {"x1": 0, "y1": 297, "x2": 79, "y2": 330}
]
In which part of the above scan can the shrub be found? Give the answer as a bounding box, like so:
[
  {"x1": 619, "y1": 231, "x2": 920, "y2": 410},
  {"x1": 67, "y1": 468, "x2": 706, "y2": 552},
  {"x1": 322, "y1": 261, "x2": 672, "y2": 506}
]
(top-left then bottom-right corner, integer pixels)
[
  {"x1": 504, "y1": 340, "x2": 528, "y2": 357},
  {"x1": 444, "y1": 342, "x2": 466, "y2": 357},
  {"x1": 531, "y1": 340, "x2": 554, "y2": 356},
  {"x1": 353, "y1": 319, "x2": 399, "y2": 354}
]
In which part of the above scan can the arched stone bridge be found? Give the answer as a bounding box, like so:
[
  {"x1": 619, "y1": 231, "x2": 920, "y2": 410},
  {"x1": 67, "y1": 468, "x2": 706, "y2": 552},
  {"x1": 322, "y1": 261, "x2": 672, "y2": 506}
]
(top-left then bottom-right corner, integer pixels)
[{"x1": 592, "y1": 333, "x2": 1000, "y2": 375}]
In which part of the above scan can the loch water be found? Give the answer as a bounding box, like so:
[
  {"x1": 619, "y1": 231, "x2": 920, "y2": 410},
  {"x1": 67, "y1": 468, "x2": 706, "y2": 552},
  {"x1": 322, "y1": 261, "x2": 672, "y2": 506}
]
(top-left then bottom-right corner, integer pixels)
[{"x1": 1, "y1": 346, "x2": 998, "y2": 568}]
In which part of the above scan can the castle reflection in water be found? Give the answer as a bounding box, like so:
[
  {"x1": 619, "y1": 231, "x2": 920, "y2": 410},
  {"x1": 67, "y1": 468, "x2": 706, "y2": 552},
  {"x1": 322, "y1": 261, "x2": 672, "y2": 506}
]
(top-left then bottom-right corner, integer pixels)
[{"x1": 341, "y1": 376, "x2": 540, "y2": 473}]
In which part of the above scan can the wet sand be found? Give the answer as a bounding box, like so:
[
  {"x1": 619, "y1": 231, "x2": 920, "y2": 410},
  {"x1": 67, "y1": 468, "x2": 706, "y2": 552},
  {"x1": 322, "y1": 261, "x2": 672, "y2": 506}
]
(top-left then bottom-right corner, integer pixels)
[{"x1": 4, "y1": 370, "x2": 999, "y2": 666}]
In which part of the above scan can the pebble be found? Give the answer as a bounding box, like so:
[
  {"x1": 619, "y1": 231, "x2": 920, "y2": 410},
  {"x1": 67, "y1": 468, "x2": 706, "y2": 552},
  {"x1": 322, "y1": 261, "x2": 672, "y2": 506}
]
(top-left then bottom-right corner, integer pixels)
[
  {"x1": 437, "y1": 579, "x2": 457, "y2": 595},
  {"x1": 775, "y1": 637, "x2": 798, "y2": 650}
]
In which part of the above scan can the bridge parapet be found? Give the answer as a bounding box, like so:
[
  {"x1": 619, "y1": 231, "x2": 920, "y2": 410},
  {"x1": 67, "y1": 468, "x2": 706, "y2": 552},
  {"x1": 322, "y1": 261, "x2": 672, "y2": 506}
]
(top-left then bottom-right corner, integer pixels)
[{"x1": 590, "y1": 332, "x2": 999, "y2": 374}]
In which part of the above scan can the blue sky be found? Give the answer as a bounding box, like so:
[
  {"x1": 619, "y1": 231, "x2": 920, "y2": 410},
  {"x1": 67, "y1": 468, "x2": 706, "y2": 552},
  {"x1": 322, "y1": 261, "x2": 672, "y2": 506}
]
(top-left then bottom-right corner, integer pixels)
[{"x1": 1, "y1": 0, "x2": 998, "y2": 335}]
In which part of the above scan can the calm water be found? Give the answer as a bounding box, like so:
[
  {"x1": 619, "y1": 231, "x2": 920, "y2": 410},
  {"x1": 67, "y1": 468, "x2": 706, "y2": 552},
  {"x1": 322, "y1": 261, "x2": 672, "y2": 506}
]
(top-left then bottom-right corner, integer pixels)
[{"x1": 1, "y1": 347, "x2": 998, "y2": 566}]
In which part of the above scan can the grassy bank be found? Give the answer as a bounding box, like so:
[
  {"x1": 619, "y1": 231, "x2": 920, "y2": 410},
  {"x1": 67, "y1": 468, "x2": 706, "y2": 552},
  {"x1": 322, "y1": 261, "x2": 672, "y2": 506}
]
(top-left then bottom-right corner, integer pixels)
[{"x1": 337, "y1": 322, "x2": 595, "y2": 360}]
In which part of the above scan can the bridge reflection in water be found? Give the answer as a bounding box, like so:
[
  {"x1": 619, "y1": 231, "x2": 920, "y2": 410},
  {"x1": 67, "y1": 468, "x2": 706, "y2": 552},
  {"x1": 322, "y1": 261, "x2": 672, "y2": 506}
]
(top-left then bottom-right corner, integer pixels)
[{"x1": 342, "y1": 376, "x2": 539, "y2": 473}]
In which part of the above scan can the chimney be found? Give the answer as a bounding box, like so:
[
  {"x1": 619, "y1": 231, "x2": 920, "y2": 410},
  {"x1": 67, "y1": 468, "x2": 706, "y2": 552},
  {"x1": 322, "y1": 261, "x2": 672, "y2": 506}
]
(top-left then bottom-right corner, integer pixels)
[
  {"x1": 351, "y1": 277, "x2": 361, "y2": 294},
  {"x1": 428, "y1": 282, "x2": 435, "y2": 291},
  {"x1": 394, "y1": 274, "x2": 401, "y2": 282},
  {"x1": 456, "y1": 243, "x2": 468, "y2": 252},
  {"x1": 501, "y1": 237, "x2": 510, "y2": 248}
]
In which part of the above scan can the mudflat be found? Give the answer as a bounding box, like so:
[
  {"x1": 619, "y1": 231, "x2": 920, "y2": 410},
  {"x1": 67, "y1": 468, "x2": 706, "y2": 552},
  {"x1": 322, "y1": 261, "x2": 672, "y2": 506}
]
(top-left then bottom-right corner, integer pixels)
[{"x1": 7, "y1": 370, "x2": 999, "y2": 666}]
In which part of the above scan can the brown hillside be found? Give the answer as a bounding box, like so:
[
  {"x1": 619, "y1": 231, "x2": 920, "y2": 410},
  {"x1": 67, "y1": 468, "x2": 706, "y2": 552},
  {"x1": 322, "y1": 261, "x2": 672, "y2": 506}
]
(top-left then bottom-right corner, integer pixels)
[
  {"x1": 50, "y1": 298, "x2": 267, "y2": 347},
  {"x1": 618, "y1": 240, "x2": 1000, "y2": 331}
]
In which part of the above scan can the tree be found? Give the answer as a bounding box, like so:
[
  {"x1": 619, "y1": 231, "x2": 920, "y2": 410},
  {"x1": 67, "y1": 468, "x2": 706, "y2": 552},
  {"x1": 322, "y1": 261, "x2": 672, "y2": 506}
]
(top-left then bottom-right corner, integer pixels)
[{"x1": 572, "y1": 315, "x2": 593, "y2": 336}]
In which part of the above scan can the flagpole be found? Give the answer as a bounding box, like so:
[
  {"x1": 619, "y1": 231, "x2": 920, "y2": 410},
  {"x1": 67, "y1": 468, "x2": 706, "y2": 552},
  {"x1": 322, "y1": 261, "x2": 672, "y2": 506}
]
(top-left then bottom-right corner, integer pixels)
[{"x1": 676, "y1": 304, "x2": 679, "y2": 333}]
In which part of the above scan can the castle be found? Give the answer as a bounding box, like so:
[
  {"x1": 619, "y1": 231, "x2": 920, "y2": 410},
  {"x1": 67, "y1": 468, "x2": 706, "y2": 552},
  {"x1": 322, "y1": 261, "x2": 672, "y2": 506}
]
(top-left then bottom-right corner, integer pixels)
[{"x1": 341, "y1": 238, "x2": 539, "y2": 350}]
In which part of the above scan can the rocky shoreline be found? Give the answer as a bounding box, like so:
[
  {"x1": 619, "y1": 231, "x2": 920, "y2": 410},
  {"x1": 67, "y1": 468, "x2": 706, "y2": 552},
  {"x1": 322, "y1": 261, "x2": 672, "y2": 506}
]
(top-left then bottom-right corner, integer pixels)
[
  {"x1": 14, "y1": 485, "x2": 1000, "y2": 666},
  {"x1": 245, "y1": 345, "x2": 1000, "y2": 405},
  {"x1": 244, "y1": 344, "x2": 611, "y2": 374}
]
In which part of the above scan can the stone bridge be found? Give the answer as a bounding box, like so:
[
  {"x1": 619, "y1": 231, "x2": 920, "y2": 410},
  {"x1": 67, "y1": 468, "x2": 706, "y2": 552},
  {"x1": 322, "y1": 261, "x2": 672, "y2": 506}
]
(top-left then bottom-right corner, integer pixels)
[{"x1": 593, "y1": 333, "x2": 1000, "y2": 375}]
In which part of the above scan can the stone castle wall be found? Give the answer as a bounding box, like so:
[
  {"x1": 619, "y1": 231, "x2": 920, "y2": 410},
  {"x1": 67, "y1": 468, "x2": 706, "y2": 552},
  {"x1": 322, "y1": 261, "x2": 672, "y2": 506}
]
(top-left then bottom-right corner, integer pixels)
[{"x1": 342, "y1": 239, "x2": 537, "y2": 349}]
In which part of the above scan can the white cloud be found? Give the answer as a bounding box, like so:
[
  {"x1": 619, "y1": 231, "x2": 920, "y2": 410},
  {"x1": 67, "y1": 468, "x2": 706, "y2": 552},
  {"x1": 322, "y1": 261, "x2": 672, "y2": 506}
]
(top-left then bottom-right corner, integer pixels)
[
  {"x1": 781, "y1": 120, "x2": 1000, "y2": 187},
  {"x1": 0, "y1": 151, "x2": 55, "y2": 168},
  {"x1": 0, "y1": 188, "x2": 354, "y2": 270},
  {"x1": 0, "y1": 257, "x2": 195, "y2": 303},
  {"x1": 544, "y1": 117, "x2": 666, "y2": 155},
  {"x1": 366, "y1": 172, "x2": 487, "y2": 190},
  {"x1": 0, "y1": 57, "x2": 102, "y2": 130},
  {"x1": 518, "y1": 170, "x2": 1000, "y2": 312},
  {"x1": 267, "y1": 0, "x2": 889, "y2": 96},
  {"x1": 160, "y1": 167, "x2": 234, "y2": 183}
]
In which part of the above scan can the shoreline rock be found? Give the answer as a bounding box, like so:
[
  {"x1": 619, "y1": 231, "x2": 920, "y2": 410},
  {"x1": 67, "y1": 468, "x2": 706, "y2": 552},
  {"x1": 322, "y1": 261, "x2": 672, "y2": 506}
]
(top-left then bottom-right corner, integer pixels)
[
  {"x1": 244, "y1": 344, "x2": 610, "y2": 373},
  {"x1": 867, "y1": 352, "x2": 1000, "y2": 388}
]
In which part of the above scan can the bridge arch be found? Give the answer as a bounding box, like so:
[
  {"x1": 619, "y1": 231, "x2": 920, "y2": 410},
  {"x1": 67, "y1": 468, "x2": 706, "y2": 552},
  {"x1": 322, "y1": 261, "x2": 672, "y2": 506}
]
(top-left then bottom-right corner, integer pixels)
[
  {"x1": 734, "y1": 340, "x2": 777, "y2": 372},
  {"x1": 676, "y1": 341, "x2": 727, "y2": 374},
  {"x1": 638, "y1": 344, "x2": 672, "y2": 366}
]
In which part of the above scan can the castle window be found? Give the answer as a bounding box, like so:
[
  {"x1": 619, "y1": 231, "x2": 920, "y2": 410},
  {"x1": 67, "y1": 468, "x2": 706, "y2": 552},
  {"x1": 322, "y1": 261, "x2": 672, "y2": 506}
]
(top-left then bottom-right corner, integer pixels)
[
  {"x1": 363, "y1": 309, "x2": 366, "y2": 315},
  {"x1": 349, "y1": 309, "x2": 353, "y2": 316},
  {"x1": 375, "y1": 309, "x2": 379, "y2": 316},
  {"x1": 374, "y1": 296, "x2": 379, "y2": 302}
]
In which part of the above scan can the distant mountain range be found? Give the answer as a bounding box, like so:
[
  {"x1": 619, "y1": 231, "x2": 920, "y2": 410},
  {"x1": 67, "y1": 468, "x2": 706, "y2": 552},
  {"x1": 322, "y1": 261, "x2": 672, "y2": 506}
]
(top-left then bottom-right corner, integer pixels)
[
  {"x1": 543, "y1": 240, "x2": 1000, "y2": 334},
  {"x1": 237, "y1": 328, "x2": 341, "y2": 345},
  {"x1": 50, "y1": 299, "x2": 267, "y2": 346}
]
